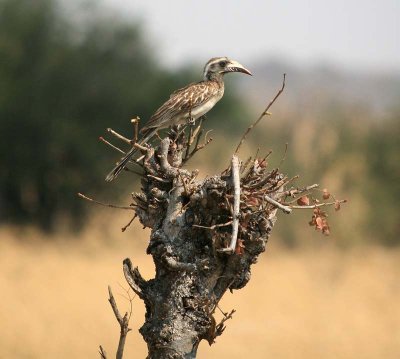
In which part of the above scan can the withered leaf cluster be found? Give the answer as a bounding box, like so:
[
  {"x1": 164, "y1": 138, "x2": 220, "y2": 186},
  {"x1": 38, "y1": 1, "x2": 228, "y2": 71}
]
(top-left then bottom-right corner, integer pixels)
[{"x1": 309, "y1": 207, "x2": 330, "y2": 235}]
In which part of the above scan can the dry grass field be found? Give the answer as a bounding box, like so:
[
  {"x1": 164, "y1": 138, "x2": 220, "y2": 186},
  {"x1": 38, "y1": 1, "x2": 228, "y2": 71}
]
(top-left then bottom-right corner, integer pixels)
[{"x1": 0, "y1": 214, "x2": 399, "y2": 358}]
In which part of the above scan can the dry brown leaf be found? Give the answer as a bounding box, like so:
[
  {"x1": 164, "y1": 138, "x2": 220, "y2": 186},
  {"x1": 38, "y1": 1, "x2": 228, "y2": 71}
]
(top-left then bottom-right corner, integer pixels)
[
  {"x1": 322, "y1": 225, "x2": 330, "y2": 235},
  {"x1": 235, "y1": 239, "x2": 245, "y2": 255},
  {"x1": 322, "y1": 188, "x2": 330, "y2": 199},
  {"x1": 315, "y1": 216, "x2": 324, "y2": 230},
  {"x1": 258, "y1": 158, "x2": 267, "y2": 168},
  {"x1": 247, "y1": 197, "x2": 259, "y2": 207},
  {"x1": 241, "y1": 213, "x2": 251, "y2": 229},
  {"x1": 297, "y1": 196, "x2": 310, "y2": 206}
]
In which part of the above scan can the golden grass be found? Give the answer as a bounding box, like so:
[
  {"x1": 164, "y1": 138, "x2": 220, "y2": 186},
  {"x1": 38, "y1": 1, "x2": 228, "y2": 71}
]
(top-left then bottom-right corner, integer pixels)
[{"x1": 0, "y1": 216, "x2": 399, "y2": 358}]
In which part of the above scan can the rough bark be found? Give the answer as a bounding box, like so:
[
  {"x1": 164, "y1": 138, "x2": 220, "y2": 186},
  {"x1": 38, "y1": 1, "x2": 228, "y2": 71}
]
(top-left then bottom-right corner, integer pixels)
[{"x1": 123, "y1": 127, "x2": 284, "y2": 358}]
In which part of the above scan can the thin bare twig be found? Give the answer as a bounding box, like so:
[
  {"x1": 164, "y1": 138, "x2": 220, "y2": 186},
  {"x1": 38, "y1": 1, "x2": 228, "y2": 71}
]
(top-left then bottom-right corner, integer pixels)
[
  {"x1": 183, "y1": 117, "x2": 203, "y2": 161},
  {"x1": 193, "y1": 220, "x2": 233, "y2": 230},
  {"x1": 266, "y1": 174, "x2": 299, "y2": 194},
  {"x1": 277, "y1": 142, "x2": 288, "y2": 169},
  {"x1": 121, "y1": 214, "x2": 137, "y2": 232},
  {"x1": 240, "y1": 156, "x2": 252, "y2": 175},
  {"x1": 289, "y1": 199, "x2": 347, "y2": 209},
  {"x1": 184, "y1": 134, "x2": 213, "y2": 163},
  {"x1": 107, "y1": 128, "x2": 131, "y2": 144},
  {"x1": 284, "y1": 191, "x2": 313, "y2": 204},
  {"x1": 77, "y1": 193, "x2": 135, "y2": 210},
  {"x1": 107, "y1": 127, "x2": 131, "y2": 144},
  {"x1": 264, "y1": 195, "x2": 292, "y2": 214},
  {"x1": 99, "y1": 136, "x2": 125, "y2": 154},
  {"x1": 191, "y1": 118, "x2": 203, "y2": 142},
  {"x1": 147, "y1": 174, "x2": 170, "y2": 183},
  {"x1": 131, "y1": 117, "x2": 139, "y2": 144},
  {"x1": 116, "y1": 284, "x2": 135, "y2": 322},
  {"x1": 136, "y1": 154, "x2": 145, "y2": 163},
  {"x1": 108, "y1": 286, "x2": 123, "y2": 323},
  {"x1": 279, "y1": 183, "x2": 319, "y2": 198},
  {"x1": 99, "y1": 137, "x2": 142, "y2": 170},
  {"x1": 193, "y1": 127, "x2": 204, "y2": 152},
  {"x1": 234, "y1": 73, "x2": 286, "y2": 155},
  {"x1": 262, "y1": 149, "x2": 273, "y2": 162},
  {"x1": 214, "y1": 309, "x2": 236, "y2": 339},
  {"x1": 107, "y1": 286, "x2": 131, "y2": 359},
  {"x1": 133, "y1": 142, "x2": 149, "y2": 152},
  {"x1": 218, "y1": 155, "x2": 240, "y2": 253},
  {"x1": 99, "y1": 345, "x2": 107, "y2": 359},
  {"x1": 178, "y1": 170, "x2": 189, "y2": 195}
]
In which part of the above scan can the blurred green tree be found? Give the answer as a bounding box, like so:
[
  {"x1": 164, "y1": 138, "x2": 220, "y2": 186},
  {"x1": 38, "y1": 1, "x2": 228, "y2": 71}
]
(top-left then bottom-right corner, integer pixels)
[{"x1": 0, "y1": 0, "x2": 248, "y2": 231}]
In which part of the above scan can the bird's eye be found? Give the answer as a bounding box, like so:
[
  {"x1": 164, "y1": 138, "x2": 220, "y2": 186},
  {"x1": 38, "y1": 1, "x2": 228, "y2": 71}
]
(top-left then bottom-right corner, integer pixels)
[{"x1": 219, "y1": 61, "x2": 227, "y2": 67}]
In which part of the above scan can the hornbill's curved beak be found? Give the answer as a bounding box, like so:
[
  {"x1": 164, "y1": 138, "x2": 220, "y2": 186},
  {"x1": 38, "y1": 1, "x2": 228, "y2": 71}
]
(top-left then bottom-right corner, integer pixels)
[{"x1": 224, "y1": 60, "x2": 252, "y2": 76}]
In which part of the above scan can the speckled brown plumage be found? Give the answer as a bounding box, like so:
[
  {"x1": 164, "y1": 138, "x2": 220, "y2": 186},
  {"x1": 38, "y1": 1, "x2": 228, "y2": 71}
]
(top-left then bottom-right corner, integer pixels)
[
  {"x1": 105, "y1": 57, "x2": 251, "y2": 182},
  {"x1": 141, "y1": 80, "x2": 224, "y2": 132}
]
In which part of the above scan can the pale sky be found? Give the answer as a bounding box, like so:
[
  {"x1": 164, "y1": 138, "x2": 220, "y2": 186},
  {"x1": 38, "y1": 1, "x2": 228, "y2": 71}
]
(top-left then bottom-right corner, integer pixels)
[{"x1": 99, "y1": 0, "x2": 399, "y2": 72}]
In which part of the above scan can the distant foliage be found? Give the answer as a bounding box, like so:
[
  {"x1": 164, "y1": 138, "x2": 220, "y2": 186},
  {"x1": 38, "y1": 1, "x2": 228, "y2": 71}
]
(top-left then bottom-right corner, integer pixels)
[
  {"x1": 364, "y1": 115, "x2": 400, "y2": 246},
  {"x1": 0, "y1": 0, "x2": 249, "y2": 230},
  {"x1": 246, "y1": 106, "x2": 400, "y2": 246}
]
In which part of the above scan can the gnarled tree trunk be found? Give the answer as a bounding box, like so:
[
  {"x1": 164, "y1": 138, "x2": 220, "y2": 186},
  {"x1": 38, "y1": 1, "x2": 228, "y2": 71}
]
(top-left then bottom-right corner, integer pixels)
[
  {"x1": 92, "y1": 75, "x2": 344, "y2": 358},
  {"x1": 122, "y1": 129, "x2": 283, "y2": 358}
]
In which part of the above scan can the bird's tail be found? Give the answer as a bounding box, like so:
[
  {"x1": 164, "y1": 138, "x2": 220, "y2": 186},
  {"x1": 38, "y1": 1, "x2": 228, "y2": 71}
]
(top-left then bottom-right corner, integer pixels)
[{"x1": 105, "y1": 128, "x2": 156, "y2": 182}]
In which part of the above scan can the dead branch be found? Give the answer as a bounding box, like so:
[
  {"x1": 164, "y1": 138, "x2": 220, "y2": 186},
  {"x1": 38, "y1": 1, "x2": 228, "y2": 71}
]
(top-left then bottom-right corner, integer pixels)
[
  {"x1": 107, "y1": 286, "x2": 131, "y2": 359},
  {"x1": 185, "y1": 125, "x2": 194, "y2": 159},
  {"x1": 99, "y1": 136, "x2": 125, "y2": 154},
  {"x1": 218, "y1": 155, "x2": 240, "y2": 253},
  {"x1": 234, "y1": 73, "x2": 286, "y2": 155},
  {"x1": 264, "y1": 194, "x2": 292, "y2": 214},
  {"x1": 99, "y1": 345, "x2": 107, "y2": 359},
  {"x1": 183, "y1": 129, "x2": 213, "y2": 164},
  {"x1": 192, "y1": 221, "x2": 232, "y2": 230},
  {"x1": 146, "y1": 174, "x2": 170, "y2": 183},
  {"x1": 131, "y1": 117, "x2": 139, "y2": 143},
  {"x1": 279, "y1": 183, "x2": 319, "y2": 199},
  {"x1": 289, "y1": 199, "x2": 348, "y2": 209},
  {"x1": 121, "y1": 214, "x2": 137, "y2": 232},
  {"x1": 277, "y1": 142, "x2": 289, "y2": 169},
  {"x1": 122, "y1": 258, "x2": 147, "y2": 300},
  {"x1": 107, "y1": 127, "x2": 132, "y2": 144},
  {"x1": 133, "y1": 142, "x2": 148, "y2": 152},
  {"x1": 214, "y1": 309, "x2": 236, "y2": 339},
  {"x1": 77, "y1": 193, "x2": 135, "y2": 210},
  {"x1": 265, "y1": 174, "x2": 298, "y2": 194}
]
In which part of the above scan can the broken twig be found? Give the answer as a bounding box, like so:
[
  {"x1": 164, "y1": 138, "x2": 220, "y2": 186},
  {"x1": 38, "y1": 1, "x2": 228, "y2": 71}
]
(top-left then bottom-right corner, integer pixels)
[
  {"x1": 218, "y1": 155, "x2": 240, "y2": 253},
  {"x1": 235, "y1": 73, "x2": 286, "y2": 155},
  {"x1": 77, "y1": 193, "x2": 135, "y2": 210}
]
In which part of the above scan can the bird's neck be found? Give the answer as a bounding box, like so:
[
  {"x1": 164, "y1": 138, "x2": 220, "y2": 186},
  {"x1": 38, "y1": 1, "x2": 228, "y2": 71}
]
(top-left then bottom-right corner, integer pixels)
[
  {"x1": 205, "y1": 71, "x2": 224, "y2": 82},
  {"x1": 204, "y1": 72, "x2": 224, "y2": 87}
]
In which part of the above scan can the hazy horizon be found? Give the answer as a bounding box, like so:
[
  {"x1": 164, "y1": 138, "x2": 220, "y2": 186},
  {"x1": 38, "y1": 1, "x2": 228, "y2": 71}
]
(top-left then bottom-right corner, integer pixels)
[{"x1": 92, "y1": 0, "x2": 400, "y2": 74}]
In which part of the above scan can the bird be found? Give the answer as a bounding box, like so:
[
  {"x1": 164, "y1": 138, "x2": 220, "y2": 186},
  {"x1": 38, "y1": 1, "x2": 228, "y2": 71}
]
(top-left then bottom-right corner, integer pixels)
[{"x1": 105, "y1": 56, "x2": 252, "y2": 181}]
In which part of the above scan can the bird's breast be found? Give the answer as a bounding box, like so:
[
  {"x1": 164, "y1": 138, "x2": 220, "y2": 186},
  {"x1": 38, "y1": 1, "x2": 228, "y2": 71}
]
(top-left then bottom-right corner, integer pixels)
[{"x1": 191, "y1": 90, "x2": 224, "y2": 120}]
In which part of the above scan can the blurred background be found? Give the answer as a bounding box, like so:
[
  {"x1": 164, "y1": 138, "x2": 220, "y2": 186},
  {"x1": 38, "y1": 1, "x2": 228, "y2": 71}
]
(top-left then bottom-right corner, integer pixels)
[{"x1": 0, "y1": 0, "x2": 399, "y2": 357}]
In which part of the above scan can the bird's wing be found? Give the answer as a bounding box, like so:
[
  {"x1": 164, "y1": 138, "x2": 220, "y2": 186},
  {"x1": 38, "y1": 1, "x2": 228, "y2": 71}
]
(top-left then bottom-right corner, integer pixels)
[
  {"x1": 141, "y1": 81, "x2": 219, "y2": 131},
  {"x1": 169, "y1": 82, "x2": 197, "y2": 98}
]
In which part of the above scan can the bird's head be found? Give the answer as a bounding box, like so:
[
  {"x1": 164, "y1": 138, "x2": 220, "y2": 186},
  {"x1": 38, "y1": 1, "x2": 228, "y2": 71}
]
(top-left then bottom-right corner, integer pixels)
[{"x1": 203, "y1": 57, "x2": 252, "y2": 80}]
